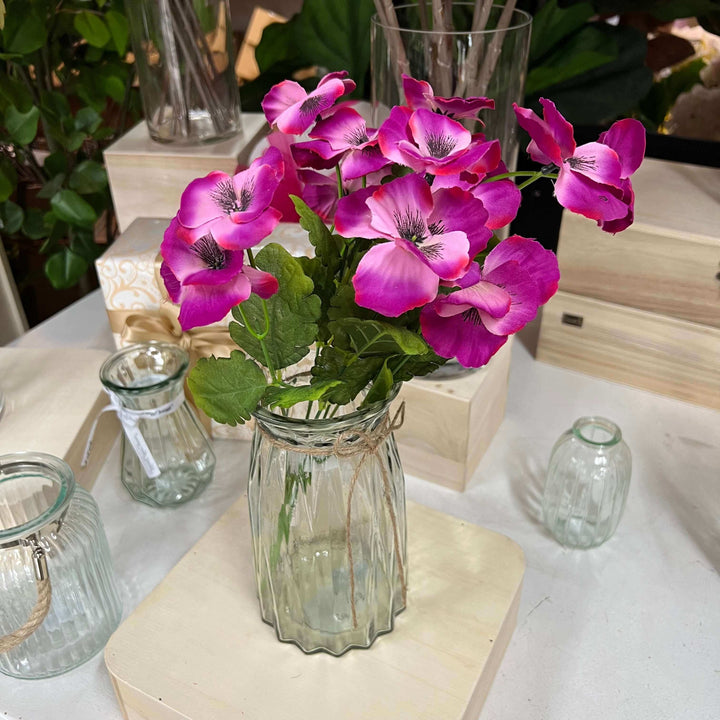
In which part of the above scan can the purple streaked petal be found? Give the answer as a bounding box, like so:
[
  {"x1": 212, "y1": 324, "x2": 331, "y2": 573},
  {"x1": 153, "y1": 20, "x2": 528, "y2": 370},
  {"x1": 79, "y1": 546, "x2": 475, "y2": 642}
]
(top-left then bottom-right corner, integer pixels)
[
  {"x1": 433, "y1": 95, "x2": 494, "y2": 119},
  {"x1": 428, "y1": 186, "x2": 490, "y2": 256},
  {"x1": 334, "y1": 185, "x2": 379, "y2": 239},
  {"x1": 177, "y1": 171, "x2": 231, "y2": 228},
  {"x1": 470, "y1": 176, "x2": 522, "y2": 229},
  {"x1": 420, "y1": 302, "x2": 507, "y2": 367},
  {"x1": 566, "y1": 142, "x2": 622, "y2": 187},
  {"x1": 243, "y1": 266, "x2": 279, "y2": 299},
  {"x1": 598, "y1": 179, "x2": 634, "y2": 233},
  {"x1": 353, "y1": 241, "x2": 439, "y2": 316},
  {"x1": 291, "y1": 139, "x2": 342, "y2": 170},
  {"x1": 443, "y1": 280, "x2": 511, "y2": 318},
  {"x1": 270, "y1": 78, "x2": 347, "y2": 135},
  {"x1": 409, "y1": 109, "x2": 470, "y2": 159},
  {"x1": 262, "y1": 80, "x2": 307, "y2": 126},
  {"x1": 160, "y1": 262, "x2": 182, "y2": 303},
  {"x1": 177, "y1": 274, "x2": 251, "y2": 331},
  {"x1": 210, "y1": 208, "x2": 282, "y2": 250},
  {"x1": 230, "y1": 153, "x2": 284, "y2": 222},
  {"x1": 555, "y1": 169, "x2": 629, "y2": 222},
  {"x1": 484, "y1": 235, "x2": 559, "y2": 303},
  {"x1": 598, "y1": 118, "x2": 646, "y2": 178},
  {"x1": 513, "y1": 103, "x2": 563, "y2": 166},
  {"x1": 310, "y1": 106, "x2": 370, "y2": 151},
  {"x1": 479, "y1": 261, "x2": 542, "y2": 334},
  {"x1": 539, "y1": 98, "x2": 576, "y2": 159},
  {"x1": 402, "y1": 75, "x2": 433, "y2": 111},
  {"x1": 318, "y1": 70, "x2": 356, "y2": 95},
  {"x1": 340, "y1": 145, "x2": 391, "y2": 180},
  {"x1": 160, "y1": 217, "x2": 211, "y2": 282},
  {"x1": 412, "y1": 230, "x2": 470, "y2": 281},
  {"x1": 377, "y1": 105, "x2": 415, "y2": 166},
  {"x1": 365, "y1": 173, "x2": 433, "y2": 240}
]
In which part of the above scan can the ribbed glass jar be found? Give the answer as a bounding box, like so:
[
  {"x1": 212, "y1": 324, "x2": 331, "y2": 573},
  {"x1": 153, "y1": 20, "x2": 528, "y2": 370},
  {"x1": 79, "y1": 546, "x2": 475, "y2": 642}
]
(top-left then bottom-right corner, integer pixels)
[
  {"x1": 0, "y1": 452, "x2": 122, "y2": 679},
  {"x1": 248, "y1": 392, "x2": 407, "y2": 655},
  {"x1": 542, "y1": 417, "x2": 632, "y2": 548},
  {"x1": 100, "y1": 343, "x2": 215, "y2": 507}
]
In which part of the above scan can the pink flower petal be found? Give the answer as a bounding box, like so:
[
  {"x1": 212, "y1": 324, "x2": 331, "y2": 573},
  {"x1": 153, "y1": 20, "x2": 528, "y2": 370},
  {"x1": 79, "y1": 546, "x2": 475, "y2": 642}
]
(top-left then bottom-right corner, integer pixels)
[
  {"x1": 272, "y1": 78, "x2": 347, "y2": 135},
  {"x1": 513, "y1": 103, "x2": 563, "y2": 166},
  {"x1": 365, "y1": 173, "x2": 433, "y2": 240},
  {"x1": 443, "y1": 280, "x2": 511, "y2": 319},
  {"x1": 291, "y1": 140, "x2": 341, "y2": 170},
  {"x1": 599, "y1": 118, "x2": 646, "y2": 178},
  {"x1": 177, "y1": 275, "x2": 251, "y2": 331},
  {"x1": 470, "y1": 177, "x2": 522, "y2": 229},
  {"x1": 433, "y1": 95, "x2": 494, "y2": 119},
  {"x1": 340, "y1": 145, "x2": 390, "y2": 180},
  {"x1": 565, "y1": 141, "x2": 622, "y2": 187},
  {"x1": 409, "y1": 109, "x2": 470, "y2": 159},
  {"x1": 539, "y1": 98, "x2": 576, "y2": 159},
  {"x1": 479, "y1": 262, "x2": 542, "y2": 335},
  {"x1": 160, "y1": 218, "x2": 211, "y2": 282},
  {"x1": 210, "y1": 208, "x2": 281, "y2": 251},
  {"x1": 244, "y1": 266, "x2": 279, "y2": 299},
  {"x1": 230, "y1": 152, "x2": 285, "y2": 222},
  {"x1": 310, "y1": 106, "x2": 370, "y2": 151},
  {"x1": 334, "y1": 185, "x2": 378, "y2": 239},
  {"x1": 555, "y1": 169, "x2": 630, "y2": 222},
  {"x1": 402, "y1": 75, "x2": 433, "y2": 111},
  {"x1": 353, "y1": 242, "x2": 439, "y2": 316},
  {"x1": 412, "y1": 230, "x2": 470, "y2": 281},
  {"x1": 261, "y1": 80, "x2": 307, "y2": 126},
  {"x1": 177, "y1": 171, "x2": 231, "y2": 228},
  {"x1": 377, "y1": 105, "x2": 415, "y2": 166},
  {"x1": 429, "y1": 186, "x2": 490, "y2": 257},
  {"x1": 160, "y1": 262, "x2": 182, "y2": 303}
]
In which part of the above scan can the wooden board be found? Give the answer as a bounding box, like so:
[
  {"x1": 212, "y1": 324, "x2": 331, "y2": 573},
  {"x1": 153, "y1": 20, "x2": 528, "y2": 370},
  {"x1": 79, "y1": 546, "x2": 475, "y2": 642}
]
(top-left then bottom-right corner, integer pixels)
[
  {"x1": 105, "y1": 498, "x2": 525, "y2": 720},
  {"x1": 395, "y1": 341, "x2": 512, "y2": 492},
  {"x1": 536, "y1": 290, "x2": 720, "y2": 409},
  {"x1": 0, "y1": 347, "x2": 120, "y2": 490}
]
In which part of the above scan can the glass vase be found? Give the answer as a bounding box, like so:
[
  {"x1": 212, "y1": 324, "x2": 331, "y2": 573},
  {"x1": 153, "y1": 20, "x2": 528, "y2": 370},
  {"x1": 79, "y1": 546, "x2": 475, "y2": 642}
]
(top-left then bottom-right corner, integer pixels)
[
  {"x1": 127, "y1": 0, "x2": 242, "y2": 144},
  {"x1": 248, "y1": 391, "x2": 407, "y2": 655},
  {"x1": 542, "y1": 417, "x2": 632, "y2": 549},
  {"x1": 0, "y1": 452, "x2": 122, "y2": 679},
  {"x1": 371, "y1": 2, "x2": 532, "y2": 170},
  {"x1": 99, "y1": 343, "x2": 216, "y2": 507}
]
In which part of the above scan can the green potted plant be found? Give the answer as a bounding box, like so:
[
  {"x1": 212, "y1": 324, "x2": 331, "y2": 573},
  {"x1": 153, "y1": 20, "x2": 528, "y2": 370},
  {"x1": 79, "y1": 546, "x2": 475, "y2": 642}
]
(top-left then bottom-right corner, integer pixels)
[{"x1": 0, "y1": 0, "x2": 137, "y2": 321}]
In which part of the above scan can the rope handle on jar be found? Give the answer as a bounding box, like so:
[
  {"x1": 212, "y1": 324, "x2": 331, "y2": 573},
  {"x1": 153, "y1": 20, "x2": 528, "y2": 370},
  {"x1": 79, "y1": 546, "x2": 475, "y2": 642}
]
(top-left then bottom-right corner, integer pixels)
[{"x1": 0, "y1": 539, "x2": 52, "y2": 653}]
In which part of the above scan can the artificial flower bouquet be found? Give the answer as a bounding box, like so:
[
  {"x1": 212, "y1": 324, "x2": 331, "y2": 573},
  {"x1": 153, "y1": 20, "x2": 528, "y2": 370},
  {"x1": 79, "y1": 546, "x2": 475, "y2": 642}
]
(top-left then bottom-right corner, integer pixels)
[{"x1": 160, "y1": 72, "x2": 646, "y2": 424}]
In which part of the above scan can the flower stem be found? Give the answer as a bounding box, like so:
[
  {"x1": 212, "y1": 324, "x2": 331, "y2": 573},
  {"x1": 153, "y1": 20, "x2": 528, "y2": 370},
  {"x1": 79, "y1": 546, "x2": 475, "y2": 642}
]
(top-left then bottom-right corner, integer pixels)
[
  {"x1": 483, "y1": 170, "x2": 557, "y2": 183},
  {"x1": 247, "y1": 248, "x2": 256, "y2": 268},
  {"x1": 336, "y1": 165, "x2": 343, "y2": 200}
]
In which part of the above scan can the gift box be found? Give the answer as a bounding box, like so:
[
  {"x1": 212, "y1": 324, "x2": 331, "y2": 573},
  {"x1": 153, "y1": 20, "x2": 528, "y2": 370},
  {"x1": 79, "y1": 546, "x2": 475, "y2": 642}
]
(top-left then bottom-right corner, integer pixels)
[{"x1": 0, "y1": 347, "x2": 120, "y2": 490}]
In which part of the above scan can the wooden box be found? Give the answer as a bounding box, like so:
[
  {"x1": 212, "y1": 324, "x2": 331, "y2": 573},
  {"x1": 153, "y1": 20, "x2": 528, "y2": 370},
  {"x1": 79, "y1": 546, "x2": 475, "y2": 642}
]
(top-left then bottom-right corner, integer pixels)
[
  {"x1": 395, "y1": 341, "x2": 512, "y2": 492},
  {"x1": 104, "y1": 115, "x2": 267, "y2": 233},
  {"x1": 105, "y1": 497, "x2": 525, "y2": 720},
  {"x1": 0, "y1": 347, "x2": 120, "y2": 490},
  {"x1": 537, "y1": 158, "x2": 720, "y2": 408}
]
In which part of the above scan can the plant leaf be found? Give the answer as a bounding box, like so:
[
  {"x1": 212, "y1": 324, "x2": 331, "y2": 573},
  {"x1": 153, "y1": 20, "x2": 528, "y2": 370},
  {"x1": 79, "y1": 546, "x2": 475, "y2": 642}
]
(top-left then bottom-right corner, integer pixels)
[
  {"x1": 74, "y1": 106, "x2": 102, "y2": 134},
  {"x1": 311, "y1": 345, "x2": 383, "y2": 406},
  {"x1": 73, "y1": 11, "x2": 111, "y2": 49},
  {"x1": 0, "y1": 200, "x2": 23, "y2": 234},
  {"x1": 50, "y1": 189, "x2": 98, "y2": 228},
  {"x1": 22, "y1": 207, "x2": 46, "y2": 240},
  {"x1": 291, "y1": 195, "x2": 341, "y2": 269},
  {"x1": 105, "y1": 9, "x2": 129, "y2": 55},
  {"x1": 530, "y1": 0, "x2": 594, "y2": 63},
  {"x1": 3, "y1": 4, "x2": 46, "y2": 54},
  {"x1": 263, "y1": 379, "x2": 342, "y2": 409},
  {"x1": 69, "y1": 160, "x2": 108, "y2": 194},
  {"x1": 45, "y1": 248, "x2": 88, "y2": 289},
  {"x1": 0, "y1": 157, "x2": 17, "y2": 202},
  {"x1": 37, "y1": 173, "x2": 65, "y2": 200},
  {"x1": 328, "y1": 318, "x2": 429, "y2": 357},
  {"x1": 187, "y1": 351, "x2": 268, "y2": 425},
  {"x1": 361, "y1": 360, "x2": 393, "y2": 407},
  {"x1": 5, "y1": 105, "x2": 40, "y2": 145},
  {"x1": 230, "y1": 243, "x2": 321, "y2": 370}
]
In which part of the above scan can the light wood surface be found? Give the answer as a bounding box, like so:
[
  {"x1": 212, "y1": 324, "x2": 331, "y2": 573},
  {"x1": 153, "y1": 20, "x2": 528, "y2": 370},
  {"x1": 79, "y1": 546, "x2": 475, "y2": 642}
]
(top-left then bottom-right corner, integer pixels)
[
  {"x1": 395, "y1": 341, "x2": 512, "y2": 492},
  {"x1": 105, "y1": 497, "x2": 525, "y2": 720},
  {"x1": 536, "y1": 291, "x2": 720, "y2": 409},
  {"x1": 0, "y1": 347, "x2": 119, "y2": 489}
]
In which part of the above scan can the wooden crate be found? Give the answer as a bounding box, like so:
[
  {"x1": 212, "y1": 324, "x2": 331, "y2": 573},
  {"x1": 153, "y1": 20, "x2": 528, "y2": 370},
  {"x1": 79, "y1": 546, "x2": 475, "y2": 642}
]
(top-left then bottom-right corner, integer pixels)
[
  {"x1": 104, "y1": 115, "x2": 267, "y2": 233},
  {"x1": 105, "y1": 497, "x2": 525, "y2": 720},
  {"x1": 395, "y1": 341, "x2": 512, "y2": 492}
]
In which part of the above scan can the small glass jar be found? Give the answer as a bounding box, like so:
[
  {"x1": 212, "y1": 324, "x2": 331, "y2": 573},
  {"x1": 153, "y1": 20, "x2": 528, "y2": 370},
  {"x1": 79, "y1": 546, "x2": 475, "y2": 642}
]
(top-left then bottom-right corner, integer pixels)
[
  {"x1": 542, "y1": 417, "x2": 632, "y2": 548},
  {"x1": 127, "y1": 0, "x2": 242, "y2": 144},
  {"x1": 0, "y1": 452, "x2": 122, "y2": 679},
  {"x1": 99, "y1": 343, "x2": 215, "y2": 507}
]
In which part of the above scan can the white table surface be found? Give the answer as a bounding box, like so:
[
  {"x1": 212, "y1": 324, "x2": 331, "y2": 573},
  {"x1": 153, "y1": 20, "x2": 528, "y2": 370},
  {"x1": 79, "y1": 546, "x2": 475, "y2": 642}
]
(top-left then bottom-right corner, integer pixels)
[{"x1": 2, "y1": 289, "x2": 719, "y2": 720}]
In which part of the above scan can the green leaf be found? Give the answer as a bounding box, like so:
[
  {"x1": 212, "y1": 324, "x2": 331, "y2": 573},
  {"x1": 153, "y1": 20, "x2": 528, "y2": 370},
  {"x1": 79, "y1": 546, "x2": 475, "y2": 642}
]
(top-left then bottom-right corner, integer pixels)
[
  {"x1": 69, "y1": 160, "x2": 107, "y2": 194},
  {"x1": 74, "y1": 107, "x2": 102, "y2": 134},
  {"x1": 44, "y1": 248, "x2": 89, "y2": 289},
  {"x1": 291, "y1": 195, "x2": 341, "y2": 270},
  {"x1": 311, "y1": 345, "x2": 383, "y2": 406},
  {"x1": 64, "y1": 130, "x2": 87, "y2": 152},
  {"x1": 73, "y1": 12, "x2": 111, "y2": 48},
  {"x1": 230, "y1": 243, "x2": 321, "y2": 370},
  {"x1": 105, "y1": 9, "x2": 129, "y2": 55},
  {"x1": 328, "y1": 318, "x2": 429, "y2": 357},
  {"x1": 0, "y1": 74, "x2": 32, "y2": 114},
  {"x1": 43, "y1": 151, "x2": 68, "y2": 177},
  {"x1": 2, "y1": 5, "x2": 46, "y2": 54},
  {"x1": 37, "y1": 173, "x2": 66, "y2": 199},
  {"x1": 22, "y1": 207, "x2": 47, "y2": 240},
  {"x1": 255, "y1": 19, "x2": 307, "y2": 73},
  {"x1": 263, "y1": 380, "x2": 343, "y2": 410},
  {"x1": 50, "y1": 189, "x2": 97, "y2": 228},
  {"x1": 390, "y1": 350, "x2": 446, "y2": 382},
  {"x1": 362, "y1": 360, "x2": 393, "y2": 407},
  {"x1": 0, "y1": 157, "x2": 17, "y2": 202},
  {"x1": 5, "y1": 104, "x2": 40, "y2": 145},
  {"x1": 187, "y1": 351, "x2": 268, "y2": 425},
  {"x1": 530, "y1": 0, "x2": 594, "y2": 63},
  {"x1": 0, "y1": 200, "x2": 23, "y2": 234},
  {"x1": 102, "y1": 74, "x2": 126, "y2": 103},
  {"x1": 70, "y1": 228, "x2": 103, "y2": 262},
  {"x1": 40, "y1": 91, "x2": 71, "y2": 123}
]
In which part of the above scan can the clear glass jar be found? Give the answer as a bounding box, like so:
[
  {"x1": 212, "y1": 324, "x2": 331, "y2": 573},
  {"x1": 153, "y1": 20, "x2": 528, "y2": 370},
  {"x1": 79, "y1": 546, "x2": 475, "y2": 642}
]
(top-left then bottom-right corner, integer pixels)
[
  {"x1": 248, "y1": 391, "x2": 407, "y2": 655},
  {"x1": 0, "y1": 452, "x2": 122, "y2": 679},
  {"x1": 542, "y1": 417, "x2": 632, "y2": 549},
  {"x1": 127, "y1": 0, "x2": 242, "y2": 144},
  {"x1": 99, "y1": 343, "x2": 215, "y2": 507}
]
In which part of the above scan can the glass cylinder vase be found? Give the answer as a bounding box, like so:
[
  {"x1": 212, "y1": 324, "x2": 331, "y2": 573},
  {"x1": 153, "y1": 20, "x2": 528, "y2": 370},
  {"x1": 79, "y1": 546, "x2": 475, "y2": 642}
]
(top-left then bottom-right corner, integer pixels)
[
  {"x1": 371, "y1": 2, "x2": 532, "y2": 170},
  {"x1": 99, "y1": 343, "x2": 216, "y2": 507},
  {"x1": 542, "y1": 417, "x2": 632, "y2": 549},
  {"x1": 248, "y1": 392, "x2": 407, "y2": 656},
  {"x1": 127, "y1": 0, "x2": 242, "y2": 144},
  {"x1": 0, "y1": 452, "x2": 122, "y2": 679}
]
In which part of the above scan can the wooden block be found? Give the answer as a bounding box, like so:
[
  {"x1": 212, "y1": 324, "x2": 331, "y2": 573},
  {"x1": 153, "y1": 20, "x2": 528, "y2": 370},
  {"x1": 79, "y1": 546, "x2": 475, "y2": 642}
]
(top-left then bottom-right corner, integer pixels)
[
  {"x1": 395, "y1": 341, "x2": 512, "y2": 492},
  {"x1": 236, "y1": 7, "x2": 287, "y2": 82},
  {"x1": 556, "y1": 158, "x2": 720, "y2": 328},
  {"x1": 105, "y1": 497, "x2": 525, "y2": 720},
  {"x1": 536, "y1": 290, "x2": 720, "y2": 409},
  {"x1": 0, "y1": 347, "x2": 120, "y2": 490},
  {"x1": 104, "y1": 116, "x2": 267, "y2": 233}
]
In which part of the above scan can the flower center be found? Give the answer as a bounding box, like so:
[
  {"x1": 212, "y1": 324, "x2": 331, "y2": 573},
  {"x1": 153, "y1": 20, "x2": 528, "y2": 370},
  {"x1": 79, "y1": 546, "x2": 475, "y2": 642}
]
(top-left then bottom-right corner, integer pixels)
[
  {"x1": 344, "y1": 125, "x2": 369, "y2": 146},
  {"x1": 393, "y1": 208, "x2": 427, "y2": 243},
  {"x1": 211, "y1": 179, "x2": 242, "y2": 214},
  {"x1": 461, "y1": 307, "x2": 483, "y2": 325},
  {"x1": 425, "y1": 132, "x2": 456, "y2": 158},
  {"x1": 191, "y1": 233, "x2": 227, "y2": 270},
  {"x1": 567, "y1": 155, "x2": 596, "y2": 172},
  {"x1": 300, "y1": 95, "x2": 324, "y2": 117}
]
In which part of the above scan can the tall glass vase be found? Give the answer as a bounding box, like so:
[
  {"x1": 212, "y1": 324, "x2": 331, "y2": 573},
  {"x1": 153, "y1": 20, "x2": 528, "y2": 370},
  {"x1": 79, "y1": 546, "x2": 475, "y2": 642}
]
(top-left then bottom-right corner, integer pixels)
[
  {"x1": 127, "y1": 0, "x2": 242, "y2": 144},
  {"x1": 248, "y1": 391, "x2": 407, "y2": 656},
  {"x1": 371, "y1": 3, "x2": 532, "y2": 170}
]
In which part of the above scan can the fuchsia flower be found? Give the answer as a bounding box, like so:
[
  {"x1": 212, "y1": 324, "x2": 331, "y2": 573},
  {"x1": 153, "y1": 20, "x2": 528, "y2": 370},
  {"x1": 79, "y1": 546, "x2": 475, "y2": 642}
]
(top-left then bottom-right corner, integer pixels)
[
  {"x1": 420, "y1": 236, "x2": 559, "y2": 367},
  {"x1": 378, "y1": 106, "x2": 500, "y2": 176},
  {"x1": 262, "y1": 71, "x2": 355, "y2": 135},
  {"x1": 513, "y1": 99, "x2": 645, "y2": 232},
  {"x1": 160, "y1": 219, "x2": 278, "y2": 331},
  {"x1": 335, "y1": 173, "x2": 491, "y2": 316},
  {"x1": 402, "y1": 75, "x2": 494, "y2": 119},
  {"x1": 177, "y1": 148, "x2": 283, "y2": 249}
]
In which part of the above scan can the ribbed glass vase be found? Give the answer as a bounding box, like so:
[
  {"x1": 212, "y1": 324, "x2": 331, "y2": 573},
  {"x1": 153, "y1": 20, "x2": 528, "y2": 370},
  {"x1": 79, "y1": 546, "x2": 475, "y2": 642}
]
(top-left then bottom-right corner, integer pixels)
[
  {"x1": 248, "y1": 391, "x2": 407, "y2": 655},
  {"x1": 0, "y1": 453, "x2": 122, "y2": 679},
  {"x1": 542, "y1": 417, "x2": 632, "y2": 549}
]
